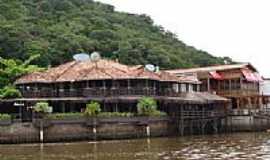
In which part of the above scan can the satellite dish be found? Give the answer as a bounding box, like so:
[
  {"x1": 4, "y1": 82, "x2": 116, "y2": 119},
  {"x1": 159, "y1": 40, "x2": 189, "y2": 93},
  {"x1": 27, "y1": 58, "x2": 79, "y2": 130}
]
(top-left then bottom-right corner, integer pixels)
[
  {"x1": 90, "y1": 52, "x2": 101, "y2": 62},
  {"x1": 73, "y1": 53, "x2": 90, "y2": 61},
  {"x1": 145, "y1": 64, "x2": 155, "y2": 72}
]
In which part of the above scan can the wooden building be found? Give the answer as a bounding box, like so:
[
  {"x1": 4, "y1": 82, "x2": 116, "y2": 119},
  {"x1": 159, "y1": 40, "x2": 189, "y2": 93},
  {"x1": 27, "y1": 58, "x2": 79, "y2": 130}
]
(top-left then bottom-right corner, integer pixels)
[
  {"x1": 0, "y1": 58, "x2": 229, "y2": 134},
  {"x1": 167, "y1": 63, "x2": 266, "y2": 110}
]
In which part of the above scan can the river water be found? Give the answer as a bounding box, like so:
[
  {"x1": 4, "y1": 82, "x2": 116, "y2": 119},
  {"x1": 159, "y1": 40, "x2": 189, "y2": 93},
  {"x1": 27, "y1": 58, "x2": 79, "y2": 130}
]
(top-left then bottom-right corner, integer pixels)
[{"x1": 1, "y1": 133, "x2": 270, "y2": 160}]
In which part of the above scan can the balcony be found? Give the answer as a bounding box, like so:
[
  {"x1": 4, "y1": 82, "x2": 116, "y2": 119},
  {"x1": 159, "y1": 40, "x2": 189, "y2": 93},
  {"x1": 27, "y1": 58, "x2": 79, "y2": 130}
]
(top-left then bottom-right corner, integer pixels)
[
  {"x1": 20, "y1": 87, "x2": 175, "y2": 98},
  {"x1": 216, "y1": 89, "x2": 259, "y2": 97}
]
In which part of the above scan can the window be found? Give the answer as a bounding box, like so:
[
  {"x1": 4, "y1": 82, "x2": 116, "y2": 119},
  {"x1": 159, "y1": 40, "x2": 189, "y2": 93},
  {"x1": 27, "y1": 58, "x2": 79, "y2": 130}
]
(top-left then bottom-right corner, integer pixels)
[
  {"x1": 200, "y1": 79, "x2": 208, "y2": 91},
  {"x1": 173, "y1": 84, "x2": 179, "y2": 93},
  {"x1": 197, "y1": 85, "x2": 200, "y2": 92},
  {"x1": 224, "y1": 80, "x2": 230, "y2": 90},
  {"x1": 189, "y1": 84, "x2": 193, "y2": 92},
  {"x1": 186, "y1": 84, "x2": 189, "y2": 92},
  {"x1": 180, "y1": 84, "x2": 186, "y2": 92},
  {"x1": 193, "y1": 84, "x2": 198, "y2": 92}
]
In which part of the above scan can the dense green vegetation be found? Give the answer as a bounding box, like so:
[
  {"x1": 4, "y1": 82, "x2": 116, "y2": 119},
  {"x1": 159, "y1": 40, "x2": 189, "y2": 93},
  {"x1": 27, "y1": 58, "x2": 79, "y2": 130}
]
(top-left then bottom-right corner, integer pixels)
[
  {"x1": 137, "y1": 97, "x2": 167, "y2": 116},
  {"x1": 98, "y1": 112, "x2": 134, "y2": 118},
  {"x1": 0, "y1": 86, "x2": 22, "y2": 99},
  {"x1": 0, "y1": 0, "x2": 232, "y2": 69},
  {"x1": 0, "y1": 55, "x2": 43, "y2": 98},
  {"x1": 0, "y1": 113, "x2": 11, "y2": 121},
  {"x1": 48, "y1": 112, "x2": 84, "y2": 120},
  {"x1": 0, "y1": 0, "x2": 233, "y2": 96},
  {"x1": 84, "y1": 101, "x2": 101, "y2": 116},
  {"x1": 33, "y1": 102, "x2": 52, "y2": 113},
  {"x1": 0, "y1": 55, "x2": 43, "y2": 88}
]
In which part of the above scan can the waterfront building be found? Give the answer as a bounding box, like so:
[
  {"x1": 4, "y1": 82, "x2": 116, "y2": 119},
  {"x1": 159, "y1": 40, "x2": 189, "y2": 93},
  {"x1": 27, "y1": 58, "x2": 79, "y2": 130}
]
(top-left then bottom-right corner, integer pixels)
[
  {"x1": 0, "y1": 57, "x2": 228, "y2": 135},
  {"x1": 167, "y1": 63, "x2": 266, "y2": 110}
]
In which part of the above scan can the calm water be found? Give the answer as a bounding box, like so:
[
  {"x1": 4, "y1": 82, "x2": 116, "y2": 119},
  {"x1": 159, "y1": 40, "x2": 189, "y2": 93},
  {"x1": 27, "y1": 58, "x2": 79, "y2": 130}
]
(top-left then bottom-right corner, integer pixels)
[{"x1": 1, "y1": 133, "x2": 270, "y2": 160}]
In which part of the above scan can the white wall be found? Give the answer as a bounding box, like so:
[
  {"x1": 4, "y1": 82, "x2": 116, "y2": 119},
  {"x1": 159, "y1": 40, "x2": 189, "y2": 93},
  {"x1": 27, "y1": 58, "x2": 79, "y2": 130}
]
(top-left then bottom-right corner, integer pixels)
[{"x1": 260, "y1": 80, "x2": 270, "y2": 95}]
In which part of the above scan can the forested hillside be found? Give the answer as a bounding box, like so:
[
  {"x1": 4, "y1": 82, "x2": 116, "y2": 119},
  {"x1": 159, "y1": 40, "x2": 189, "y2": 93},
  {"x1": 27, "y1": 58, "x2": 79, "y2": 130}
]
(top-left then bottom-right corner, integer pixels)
[{"x1": 0, "y1": 0, "x2": 233, "y2": 69}]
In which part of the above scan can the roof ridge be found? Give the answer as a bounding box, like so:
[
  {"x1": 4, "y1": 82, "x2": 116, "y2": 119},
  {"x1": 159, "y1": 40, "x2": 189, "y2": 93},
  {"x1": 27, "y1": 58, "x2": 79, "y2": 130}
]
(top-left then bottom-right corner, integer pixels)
[
  {"x1": 109, "y1": 61, "x2": 130, "y2": 74},
  {"x1": 54, "y1": 61, "x2": 79, "y2": 81},
  {"x1": 80, "y1": 65, "x2": 96, "y2": 80},
  {"x1": 98, "y1": 60, "x2": 128, "y2": 78},
  {"x1": 166, "y1": 63, "x2": 255, "y2": 73},
  {"x1": 99, "y1": 67, "x2": 114, "y2": 79}
]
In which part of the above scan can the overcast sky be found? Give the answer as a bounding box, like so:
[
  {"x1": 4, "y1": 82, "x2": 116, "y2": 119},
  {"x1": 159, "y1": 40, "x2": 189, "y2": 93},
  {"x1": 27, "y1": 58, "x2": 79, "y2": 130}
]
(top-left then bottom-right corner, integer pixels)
[{"x1": 96, "y1": 0, "x2": 270, "y2": 77}]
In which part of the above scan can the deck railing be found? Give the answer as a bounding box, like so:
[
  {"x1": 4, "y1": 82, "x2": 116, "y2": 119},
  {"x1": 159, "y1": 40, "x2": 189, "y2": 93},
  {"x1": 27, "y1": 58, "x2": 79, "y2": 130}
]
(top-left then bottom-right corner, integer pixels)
[
  {"x1": 20, "y1": 87, "x2": 184, "y2": 98},
  {"x1": 216, "y1": 89, "x2": 259, "y2": 97},
  {"x1": 181, "y1": 111, "x2": 226, "y2": 119}
]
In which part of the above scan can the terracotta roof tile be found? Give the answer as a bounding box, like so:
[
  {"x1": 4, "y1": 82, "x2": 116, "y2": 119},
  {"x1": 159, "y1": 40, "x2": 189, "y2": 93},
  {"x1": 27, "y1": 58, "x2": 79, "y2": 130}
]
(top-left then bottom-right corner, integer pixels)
[
  {"x1": 166, "y1": 63, "x2": 257, "y2": 74},
  {"x1": 15, "y1": 59, "x2": 197, "y2": 84}
]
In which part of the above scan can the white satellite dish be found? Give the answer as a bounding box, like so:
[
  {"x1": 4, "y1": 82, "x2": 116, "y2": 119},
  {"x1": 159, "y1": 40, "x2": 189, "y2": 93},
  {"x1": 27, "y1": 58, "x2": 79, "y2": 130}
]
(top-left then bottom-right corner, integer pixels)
[
  {"x1": 73, "y1": 53, "x2": 90, "y2": 61},
  {"x1": 90, "y1": 52, "x2": 101, "y2": 62},
  {"x1": 145, "y1": 64, "x2": 156, "y2": 72}
]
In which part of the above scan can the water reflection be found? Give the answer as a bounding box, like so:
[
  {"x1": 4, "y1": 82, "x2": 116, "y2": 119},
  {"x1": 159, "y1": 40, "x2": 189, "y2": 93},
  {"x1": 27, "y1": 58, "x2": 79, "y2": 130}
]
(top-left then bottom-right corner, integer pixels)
[{"x1": 0, "y1": 133, "x2": 270, "y2": 160}]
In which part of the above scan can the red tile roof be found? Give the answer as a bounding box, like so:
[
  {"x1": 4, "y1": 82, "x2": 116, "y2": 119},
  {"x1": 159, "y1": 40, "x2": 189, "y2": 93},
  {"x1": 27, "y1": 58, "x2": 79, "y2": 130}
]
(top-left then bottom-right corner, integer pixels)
[
  {"x1": 166, "y1": 63, "x2": 258, "y2": 74},
  {"x1": 15, "y1": 59, "x2": 199, "y2": 84}
]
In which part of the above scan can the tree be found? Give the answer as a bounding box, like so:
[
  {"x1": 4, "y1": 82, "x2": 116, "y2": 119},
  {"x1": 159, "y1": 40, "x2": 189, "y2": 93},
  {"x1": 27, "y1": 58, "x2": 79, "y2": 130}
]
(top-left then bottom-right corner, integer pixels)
[
  {"x1": 0, "y1": 86, "x2": 22, "y2": 99},
  {"x1": 33, "y1": 102, "x2": 52, "y2": 114},
  {"x1": 0, "y1": 55, "x2": 43, "y2": 88},
  {"x1": 0, "y1": 0, "x2": 230, "y2": 68},
  {"x1": 84, "y1": 101, "x2": 101, "y2": 117},
  {"x1": 137, "y1": 97, "x2": 158, "y2": 116}
]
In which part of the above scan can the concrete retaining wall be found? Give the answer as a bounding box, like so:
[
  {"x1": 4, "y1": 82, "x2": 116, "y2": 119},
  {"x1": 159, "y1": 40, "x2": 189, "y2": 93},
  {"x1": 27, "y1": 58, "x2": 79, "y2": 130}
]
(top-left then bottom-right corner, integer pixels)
[
  {"x1": 0, "y1": 117, "x2": 170, "y2": 144},
  {"x1": 228, "y1": 115, "x2": 270, "y2": 132},
  {"x1": 0, "y1": 123, "x2": 39, "y2": 143}
]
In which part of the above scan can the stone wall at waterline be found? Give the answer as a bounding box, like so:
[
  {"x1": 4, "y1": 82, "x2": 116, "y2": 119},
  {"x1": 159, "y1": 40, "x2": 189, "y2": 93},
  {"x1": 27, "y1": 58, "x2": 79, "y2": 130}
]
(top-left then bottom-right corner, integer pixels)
[
  {"x1": 0, "y1": 117, "x2": 171, "y2": 144},
  {"x1": 0, "y1": 122, "x2": 39, "y2": 143}
]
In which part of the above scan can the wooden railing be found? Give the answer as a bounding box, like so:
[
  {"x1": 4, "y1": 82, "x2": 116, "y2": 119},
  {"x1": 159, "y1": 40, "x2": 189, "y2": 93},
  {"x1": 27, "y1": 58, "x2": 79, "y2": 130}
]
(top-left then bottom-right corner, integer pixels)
[
  {"x1": 20, "y1": 87, "x2": 184, "y2": 98},
  {"x1": 181, "y1": 111, "x2": 226, "y2": 119},
  {"x1": 216, "y1": 89, "x2": 259, "y2": 97}
]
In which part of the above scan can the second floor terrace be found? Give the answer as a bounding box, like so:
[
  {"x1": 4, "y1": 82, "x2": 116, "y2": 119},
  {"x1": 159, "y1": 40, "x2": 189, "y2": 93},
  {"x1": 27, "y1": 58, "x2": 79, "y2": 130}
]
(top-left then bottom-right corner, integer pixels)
[
  {"x1": 17, "y1": 79, "x2": 200, "y2": 98},
  {"x1": 167, "y1": 63, "x2": 263, "y2": 97}
]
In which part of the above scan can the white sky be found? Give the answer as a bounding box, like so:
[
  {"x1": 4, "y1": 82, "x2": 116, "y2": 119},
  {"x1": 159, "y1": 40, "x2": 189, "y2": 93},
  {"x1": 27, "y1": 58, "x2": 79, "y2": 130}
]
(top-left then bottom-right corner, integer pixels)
[{"x1": 96, "y1": 0, "x2": 270, "y2": 77}]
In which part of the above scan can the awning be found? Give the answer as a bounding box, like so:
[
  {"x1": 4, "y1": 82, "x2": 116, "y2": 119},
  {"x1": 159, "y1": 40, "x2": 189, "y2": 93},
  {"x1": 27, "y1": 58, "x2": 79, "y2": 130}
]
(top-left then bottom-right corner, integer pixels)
[
  {"x1": 241, "y1": 69, "x2": 263, "y2": 82},
  {"x1": 209, "y1": 71, "x2": 223, "y2": 80}
]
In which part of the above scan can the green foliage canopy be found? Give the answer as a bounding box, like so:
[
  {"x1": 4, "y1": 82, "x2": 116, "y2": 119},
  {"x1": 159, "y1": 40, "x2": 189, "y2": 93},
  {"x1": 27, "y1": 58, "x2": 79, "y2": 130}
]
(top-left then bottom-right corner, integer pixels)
[
  {"x1": 137, "y1": 97, "x2": 167, "y2": 117},
  {"x1": 0, "y1": 113, "x2": 11, "y2": 121},
  {"x1": 0, "y1": 0, "x2": 233, "y2": 70},
  {"x1": 137, "y1": 97, "x2": 157, "y2": 116},
  {"x1": 33, "y1": 102, "x2": 52, "y2": 113},
  {"x1": 84, "y1": 101, "x2": 101, "y2": 117},
  {"x1": 0, "y1": 55, "x2": 43, "y2": 88},
  {"x1": 0, "y1": 86, "x2": 22, "y2": 99}
]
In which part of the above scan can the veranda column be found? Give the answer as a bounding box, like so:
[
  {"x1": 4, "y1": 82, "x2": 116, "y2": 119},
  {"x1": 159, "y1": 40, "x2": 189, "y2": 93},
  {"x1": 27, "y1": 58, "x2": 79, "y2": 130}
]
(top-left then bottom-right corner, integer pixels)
[
  {"x1": 154, "y1": 81, "x2": 157, "y2": 95},
  {"x1": 127, "y1": 79, "x2": 131, "y2": 95},
  {"x1": 102, "y1": 80, "x2": 106, "y2": 96},
  {"x1": 70, "y1": 82, "x2": 74, "y2": 97},
  {"x1": 229, "y1": 79, "x2": 232, "y2": 92},
  {"x1": 207, "y1": 78, "x2": 211, "y2": 92},
  {"x1": 146, "y1": 79, "x2": 149, "y2": 95},
  {"x1": 34, "y1": 83, "x2": 38, "y2": 97},
  {"x1": 59, "y1": 83, "x2": 64, "y2": 97}
]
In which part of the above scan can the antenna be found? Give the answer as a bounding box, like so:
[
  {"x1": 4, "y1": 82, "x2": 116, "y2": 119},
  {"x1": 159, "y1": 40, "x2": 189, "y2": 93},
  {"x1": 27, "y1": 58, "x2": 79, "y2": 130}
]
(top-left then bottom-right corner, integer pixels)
[
  {"x1": 73, "y1": 53, "x2": 90, "y2": 61},
  {"x1": 90, "y1": 52, "x2": 101, "y2": 62},
  {"x1": 145, "y1": 64, "x2": 155, "y2": 72}
]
